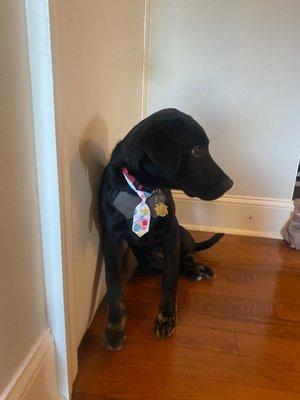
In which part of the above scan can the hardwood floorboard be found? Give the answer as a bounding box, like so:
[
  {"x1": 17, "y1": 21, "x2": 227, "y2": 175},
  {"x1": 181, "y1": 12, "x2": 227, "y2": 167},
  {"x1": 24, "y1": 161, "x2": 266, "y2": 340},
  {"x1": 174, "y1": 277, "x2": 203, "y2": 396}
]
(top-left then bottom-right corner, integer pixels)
[{"x1": 72, "y1": 232, "x2": 300, "y2": 399}]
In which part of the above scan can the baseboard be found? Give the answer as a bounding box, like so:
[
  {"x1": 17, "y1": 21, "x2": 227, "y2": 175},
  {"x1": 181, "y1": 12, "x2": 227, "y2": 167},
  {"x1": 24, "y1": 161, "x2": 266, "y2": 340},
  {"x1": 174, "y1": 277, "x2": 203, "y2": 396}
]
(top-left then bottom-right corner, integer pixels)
[
  {"x1": 1, "y1": 328, "x2": 62, "y2": 400},
  {"x1": 173, "y1": 190, "x2": 293, "y2": 239}
]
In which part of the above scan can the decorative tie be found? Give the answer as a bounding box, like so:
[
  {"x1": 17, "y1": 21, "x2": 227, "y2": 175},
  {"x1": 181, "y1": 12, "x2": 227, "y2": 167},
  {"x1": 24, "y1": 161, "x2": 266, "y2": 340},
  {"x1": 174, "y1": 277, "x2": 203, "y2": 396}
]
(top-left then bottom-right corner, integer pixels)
[{"x1": 122, "y1": 168, "x2": 154, "y2": 237}]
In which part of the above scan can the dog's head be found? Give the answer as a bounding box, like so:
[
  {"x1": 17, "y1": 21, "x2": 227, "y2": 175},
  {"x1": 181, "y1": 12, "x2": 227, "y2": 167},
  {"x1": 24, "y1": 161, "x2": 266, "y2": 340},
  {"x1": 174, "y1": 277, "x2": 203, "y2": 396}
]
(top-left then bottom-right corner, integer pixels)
[{"x1": 138, "y1": 109, "x2": 233, "y2": 200}]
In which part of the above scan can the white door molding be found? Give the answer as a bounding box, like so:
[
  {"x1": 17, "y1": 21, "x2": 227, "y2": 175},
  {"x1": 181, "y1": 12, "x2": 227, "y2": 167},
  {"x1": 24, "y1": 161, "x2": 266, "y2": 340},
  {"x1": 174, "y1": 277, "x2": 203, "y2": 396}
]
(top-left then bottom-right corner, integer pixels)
[
  {"x1": 25, "y1": 0, "x2": 78, "y2": 397},
  {"x1": 173, "y1": 190, "x2": 293, "y2": 239}
]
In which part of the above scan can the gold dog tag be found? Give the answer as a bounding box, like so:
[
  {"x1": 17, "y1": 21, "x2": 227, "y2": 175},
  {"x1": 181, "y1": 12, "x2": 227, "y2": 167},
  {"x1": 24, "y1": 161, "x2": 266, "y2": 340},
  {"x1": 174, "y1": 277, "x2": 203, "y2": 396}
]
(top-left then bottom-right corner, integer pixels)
[{"x1": 154, "y1": 203, "x2": 168, "y2": 217}]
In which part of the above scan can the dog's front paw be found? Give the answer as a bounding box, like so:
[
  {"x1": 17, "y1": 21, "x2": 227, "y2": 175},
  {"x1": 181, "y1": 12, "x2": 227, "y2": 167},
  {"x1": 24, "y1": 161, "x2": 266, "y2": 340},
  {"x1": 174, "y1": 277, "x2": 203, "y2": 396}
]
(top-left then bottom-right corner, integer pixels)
[
  {"x1": 105, "y1": 321, "x2": 126, "y2": 351},
  {"x1": 154, "y1": 314, "x2": 176, "y2": 339}
]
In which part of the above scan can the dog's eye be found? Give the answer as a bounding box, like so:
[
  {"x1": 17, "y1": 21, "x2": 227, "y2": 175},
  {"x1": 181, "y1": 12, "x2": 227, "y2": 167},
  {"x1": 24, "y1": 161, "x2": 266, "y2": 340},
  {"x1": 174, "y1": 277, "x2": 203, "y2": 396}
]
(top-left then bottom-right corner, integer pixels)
[{"x1": 191, "y1": 146, "x2": 203, "y2": 157}]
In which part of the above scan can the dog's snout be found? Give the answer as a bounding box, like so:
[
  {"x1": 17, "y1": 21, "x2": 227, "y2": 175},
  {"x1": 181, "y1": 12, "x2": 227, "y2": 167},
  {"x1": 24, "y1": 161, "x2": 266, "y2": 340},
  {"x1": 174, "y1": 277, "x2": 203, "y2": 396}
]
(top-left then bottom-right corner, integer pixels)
[{"x1": 220, "y1": 177, "x2": 233, "y2": 193}]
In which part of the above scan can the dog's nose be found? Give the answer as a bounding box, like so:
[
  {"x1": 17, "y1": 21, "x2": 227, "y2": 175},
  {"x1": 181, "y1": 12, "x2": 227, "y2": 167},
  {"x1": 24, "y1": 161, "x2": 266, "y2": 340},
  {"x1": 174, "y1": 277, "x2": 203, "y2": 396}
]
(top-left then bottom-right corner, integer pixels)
[{"x1": 220, "y1": 177, "x2": 233, "y2": 193}]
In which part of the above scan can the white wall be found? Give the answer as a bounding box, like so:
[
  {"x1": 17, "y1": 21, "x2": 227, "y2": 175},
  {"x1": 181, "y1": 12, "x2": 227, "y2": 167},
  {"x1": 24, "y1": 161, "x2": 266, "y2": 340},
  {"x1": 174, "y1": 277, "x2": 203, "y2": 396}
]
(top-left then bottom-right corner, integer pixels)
[
  {"x1": 50, "y1": 0, "x2": 146, "y2": 345},
  {"x1": 148, "y1": 0, "x2": 300, "y2": 201},
  {"x1": 0, "y1": 0, "x2": 49, "y2": 395}
]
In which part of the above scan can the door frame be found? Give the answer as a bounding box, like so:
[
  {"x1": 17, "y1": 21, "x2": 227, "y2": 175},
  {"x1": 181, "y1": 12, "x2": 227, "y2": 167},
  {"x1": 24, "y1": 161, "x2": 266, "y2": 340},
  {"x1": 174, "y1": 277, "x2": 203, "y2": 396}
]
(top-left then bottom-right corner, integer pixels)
[{"x1": 25, "y1": 0, "x2": 78, "y2": 398}]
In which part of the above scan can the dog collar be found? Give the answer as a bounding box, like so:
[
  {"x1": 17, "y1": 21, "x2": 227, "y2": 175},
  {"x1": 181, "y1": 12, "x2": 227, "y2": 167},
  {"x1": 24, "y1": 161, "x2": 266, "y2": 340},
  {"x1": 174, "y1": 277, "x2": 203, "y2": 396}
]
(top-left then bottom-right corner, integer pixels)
[
  {"x1": 122, "y1": 167, "x2": 155, "y2": 193},
  {"x1": 122, "y1": 167, "x2": 154, "y2": 237}
]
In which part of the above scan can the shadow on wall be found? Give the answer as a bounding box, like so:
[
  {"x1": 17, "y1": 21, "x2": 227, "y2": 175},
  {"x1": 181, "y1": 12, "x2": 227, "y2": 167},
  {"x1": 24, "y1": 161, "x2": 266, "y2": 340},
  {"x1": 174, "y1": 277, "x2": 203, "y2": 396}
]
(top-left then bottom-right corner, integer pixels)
[
  {"x1": 79, "y1": 118, "x2": 108, "y2": 234},
  {"x1": 78, "y1": 117, "x2": 109, "y2": 325}
]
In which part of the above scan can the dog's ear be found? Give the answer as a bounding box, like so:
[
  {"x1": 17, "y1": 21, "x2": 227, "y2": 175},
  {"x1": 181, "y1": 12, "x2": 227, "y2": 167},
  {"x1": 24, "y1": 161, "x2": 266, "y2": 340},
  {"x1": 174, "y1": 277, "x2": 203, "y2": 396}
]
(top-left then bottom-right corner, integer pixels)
[{"x1": 140, "y1": 119, "x2": 184, "y2": 174}]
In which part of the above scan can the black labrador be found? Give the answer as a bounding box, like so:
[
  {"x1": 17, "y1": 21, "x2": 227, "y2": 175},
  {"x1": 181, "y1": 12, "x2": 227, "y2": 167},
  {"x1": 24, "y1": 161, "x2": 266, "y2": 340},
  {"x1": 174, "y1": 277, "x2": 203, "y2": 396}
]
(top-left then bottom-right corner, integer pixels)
[{"x1": 99, "y1": 108, "x2": 233, "y2": 350}]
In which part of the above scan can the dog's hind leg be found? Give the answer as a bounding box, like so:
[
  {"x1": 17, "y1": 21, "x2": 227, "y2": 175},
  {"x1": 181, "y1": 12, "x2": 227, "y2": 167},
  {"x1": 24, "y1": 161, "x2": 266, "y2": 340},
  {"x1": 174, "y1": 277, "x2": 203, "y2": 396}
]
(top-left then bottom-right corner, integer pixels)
[
  {"x1": 179, "y1": 254, "x2": 215, "y2": 281},
  {"x1": 102, "y1": 233, "x2": 126, "y2": 350},
  {"x1": 131, "y1": 245, "x2": 164, "y2": 275},
  {"x1": 179, "y1": 226, "x2": 215, "y2": 281}
]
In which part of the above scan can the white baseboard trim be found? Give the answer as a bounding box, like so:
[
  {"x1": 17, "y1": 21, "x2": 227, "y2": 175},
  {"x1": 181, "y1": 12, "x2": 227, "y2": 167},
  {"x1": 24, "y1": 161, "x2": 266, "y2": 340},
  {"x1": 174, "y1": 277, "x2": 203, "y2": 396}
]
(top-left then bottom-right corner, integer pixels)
[
  {"x1": 173, "y1": 190, "x2": 293, "y2": 239},
  {"x1": 1, "y1": 328, "x2": 62, "y2": 400}
]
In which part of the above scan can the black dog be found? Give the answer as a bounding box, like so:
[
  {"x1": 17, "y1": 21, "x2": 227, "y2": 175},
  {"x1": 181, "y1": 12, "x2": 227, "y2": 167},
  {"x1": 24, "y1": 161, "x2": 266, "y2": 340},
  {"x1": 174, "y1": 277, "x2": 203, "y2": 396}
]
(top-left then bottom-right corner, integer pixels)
[{"x1": 99, "y1": 109, "x2": 233, "y2": 350}]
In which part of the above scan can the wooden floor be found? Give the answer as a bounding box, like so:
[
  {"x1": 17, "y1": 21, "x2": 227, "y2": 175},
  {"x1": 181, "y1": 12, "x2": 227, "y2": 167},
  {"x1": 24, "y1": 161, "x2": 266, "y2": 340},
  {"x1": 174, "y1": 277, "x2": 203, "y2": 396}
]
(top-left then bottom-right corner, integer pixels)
[{"x1": 72, "y1": 232, "x2": 300, "y2": 400}]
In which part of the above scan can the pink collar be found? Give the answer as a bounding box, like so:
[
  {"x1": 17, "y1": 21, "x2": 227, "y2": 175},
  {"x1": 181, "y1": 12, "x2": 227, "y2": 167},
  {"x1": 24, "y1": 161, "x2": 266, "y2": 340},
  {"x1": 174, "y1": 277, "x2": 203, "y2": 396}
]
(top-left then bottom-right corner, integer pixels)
[{"x1": 122, "y1": 167, "x2": 145, "y2": 191}]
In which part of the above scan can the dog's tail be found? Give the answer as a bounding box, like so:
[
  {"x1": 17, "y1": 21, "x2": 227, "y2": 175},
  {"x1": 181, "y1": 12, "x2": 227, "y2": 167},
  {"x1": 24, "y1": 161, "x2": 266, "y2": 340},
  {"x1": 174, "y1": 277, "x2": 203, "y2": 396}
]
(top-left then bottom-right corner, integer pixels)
[{"x1": 193, "y1": 233, "x2": 224, "y2": 252}]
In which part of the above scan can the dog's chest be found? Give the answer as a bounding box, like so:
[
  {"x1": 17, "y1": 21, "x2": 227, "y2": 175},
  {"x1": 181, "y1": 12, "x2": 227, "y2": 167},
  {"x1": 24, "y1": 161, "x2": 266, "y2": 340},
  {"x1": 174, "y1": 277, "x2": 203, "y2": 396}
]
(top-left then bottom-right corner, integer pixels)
[{"x1": 112, "y1": 189, "x2": 167, "y2": 221}]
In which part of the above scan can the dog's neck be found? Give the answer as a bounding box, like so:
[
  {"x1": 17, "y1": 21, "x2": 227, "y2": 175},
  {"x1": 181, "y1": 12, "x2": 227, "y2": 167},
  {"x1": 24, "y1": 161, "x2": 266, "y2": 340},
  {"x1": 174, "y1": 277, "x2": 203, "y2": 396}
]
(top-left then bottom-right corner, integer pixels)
[
  {"x1": 122, "y1": 166, "x2": 156, "y2": 193},
  {"x1": 124, "y1": 157, "x2": 177, "y2": 190}
]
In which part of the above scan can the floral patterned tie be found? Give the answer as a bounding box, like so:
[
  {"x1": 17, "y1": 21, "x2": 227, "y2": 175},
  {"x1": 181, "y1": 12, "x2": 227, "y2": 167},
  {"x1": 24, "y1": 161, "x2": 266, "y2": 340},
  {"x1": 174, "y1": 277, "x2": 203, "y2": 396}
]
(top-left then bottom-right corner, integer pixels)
[{"x1": 122, "y1": 168, "x2": 153, "y2": 237}]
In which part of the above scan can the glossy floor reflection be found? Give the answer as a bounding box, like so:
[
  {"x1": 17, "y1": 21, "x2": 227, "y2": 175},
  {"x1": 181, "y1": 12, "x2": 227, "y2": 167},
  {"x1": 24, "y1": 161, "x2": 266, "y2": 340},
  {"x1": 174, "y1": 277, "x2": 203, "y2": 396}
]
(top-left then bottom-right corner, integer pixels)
[{"x1": 72, "y1": 232, "x2": 300, "y2": 400}]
